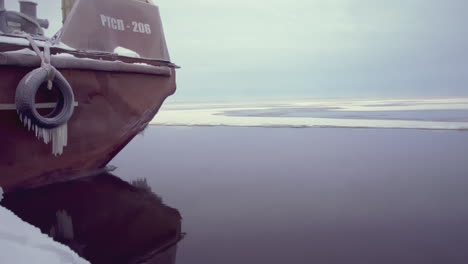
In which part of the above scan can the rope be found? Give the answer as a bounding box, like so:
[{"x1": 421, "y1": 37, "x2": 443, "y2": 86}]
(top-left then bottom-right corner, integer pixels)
[{"x1": 24, "y1": 34, "x2": 56, "y2": 89}]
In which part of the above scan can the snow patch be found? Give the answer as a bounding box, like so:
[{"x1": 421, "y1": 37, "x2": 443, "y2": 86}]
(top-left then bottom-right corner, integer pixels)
[
  {"x1": 52, "y1": 42, "x2": 76, "y2": 51},
  {"x1": 0, "y1": 206, "x2": 89, "y2": 264},
  {"x1": 54, "y1": 53, "x2": 75, "y2": 58},
  {"x1": 0, "y1": 186, "x2": 3, "y2": 202},
  {"x1": 0, "y1": 35, "x2": 44, "y2": 47},
  {"x1": 0, "y1": 36, "x2": 75, "y2": 51},
  {"x1": 132, "y1": 62, "x2": 151, "y2": 66},
  {"x1": 4, "y1": 48, "x2": 37, "y2": 56},
  {"x1": 113, "y1": 46, "x2": 140, "y2": 58}
]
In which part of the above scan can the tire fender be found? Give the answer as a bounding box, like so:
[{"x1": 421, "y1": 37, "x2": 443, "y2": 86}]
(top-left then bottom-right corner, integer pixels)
[{"x1": 15, "y1": 66, "x2": 75, "y2": 129}]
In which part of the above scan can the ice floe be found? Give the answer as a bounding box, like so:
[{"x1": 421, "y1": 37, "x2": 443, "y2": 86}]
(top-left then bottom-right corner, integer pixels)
[{"x1": 0, "y1": 206, "x2": 89, "y2": 264}]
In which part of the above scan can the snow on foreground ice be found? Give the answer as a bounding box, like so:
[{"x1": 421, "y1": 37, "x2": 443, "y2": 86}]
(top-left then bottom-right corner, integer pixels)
[
  {"x1": 0, "y1": 206, "x2": 89, "y2": 264},
  {"x1": 150, "y1": 98, "x2": 468, "y2": 130}
]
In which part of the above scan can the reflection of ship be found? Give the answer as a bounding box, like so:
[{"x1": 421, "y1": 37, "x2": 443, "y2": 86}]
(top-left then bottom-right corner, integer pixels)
[
  {"x1": 1, "y1": 172, "x2": 183, "y2": 264},
  {"x1": 0, "y1": 0, "x2": 177, "y2": 191}
]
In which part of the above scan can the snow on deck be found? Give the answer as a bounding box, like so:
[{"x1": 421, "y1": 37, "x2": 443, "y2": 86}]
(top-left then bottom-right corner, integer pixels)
[
  {"x1": 0, "y1": 35, "x2": 75, "y2": 51},
  {"x1": 0, "y1": 205, "x2": 89, "y2": 264},
  {"x1": 113, "y1": 46, "x2": 141, "y2": 58}
]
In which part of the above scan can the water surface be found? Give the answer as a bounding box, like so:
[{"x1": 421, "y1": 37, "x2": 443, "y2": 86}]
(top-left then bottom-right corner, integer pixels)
[
  {"x1": 1, "y1": 172, "x2": 182, "y2": 264},
  {"x1": 112, "y1": 126, "x2": 468, "y2": 264}
]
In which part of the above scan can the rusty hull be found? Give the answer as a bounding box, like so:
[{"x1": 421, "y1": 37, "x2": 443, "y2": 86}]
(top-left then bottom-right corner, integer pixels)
[
  {"x1": 0, "y1": 0, "x2": 177, "y2": 191},
  {"x1": 0, "y1": 65, "x2": 176, "y2": 191}
]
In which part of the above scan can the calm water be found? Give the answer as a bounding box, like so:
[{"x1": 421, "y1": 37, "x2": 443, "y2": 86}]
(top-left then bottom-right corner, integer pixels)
[
  {"x1": 112, "y1": 126, "x2": 468, "y2": 264},
  {"x1": 3, "y1": 125, "x2": 468, "y2": 263},
  {"x1": 1, "y1": 173, "x2": 182, "y2": 264}
]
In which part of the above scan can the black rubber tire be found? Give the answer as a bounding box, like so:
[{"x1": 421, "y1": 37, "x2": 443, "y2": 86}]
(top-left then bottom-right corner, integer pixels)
[{"x1": 15, "y1": 66, "x2": 75, "y2": 129}]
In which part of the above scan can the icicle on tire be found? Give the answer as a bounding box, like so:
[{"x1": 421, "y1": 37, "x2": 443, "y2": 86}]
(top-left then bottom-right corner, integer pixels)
[
  {"x1": 13, "y1": 35, "x2": 75, "y2": 156},
  {"x1": 19, "y1": 114, "x2": 68, "y2": 156},
  {"x1": 15, "y1": 64, "x2": 75, "y2": 156},
  {"x1": 15, "y1": 65, "x2": 75, "y2": 156}
]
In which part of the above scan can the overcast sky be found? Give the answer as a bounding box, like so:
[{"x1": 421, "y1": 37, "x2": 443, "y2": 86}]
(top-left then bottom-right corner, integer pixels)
[{"x1": 6, "y1": 0, "x2": 468, "y2": 101}]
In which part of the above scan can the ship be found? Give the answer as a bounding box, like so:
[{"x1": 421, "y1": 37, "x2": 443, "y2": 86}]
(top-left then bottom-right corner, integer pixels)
[{"x1": 0, "y1": 0, "x2": 177, "y2": 192}]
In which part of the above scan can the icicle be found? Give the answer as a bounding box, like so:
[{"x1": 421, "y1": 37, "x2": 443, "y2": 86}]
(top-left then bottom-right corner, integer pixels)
[
  {"x1": 38, "y1": 127, "x2": 43, "y2": 141},
  {"x1": 19, "y1": 115, "x2": 68, "y2": 156},
  {"x1": 51, "y1": 123, "x2": 67, "y2": 156},
  {"x1": 44, "y1": 127, "x2": 50, "y2": 144}
]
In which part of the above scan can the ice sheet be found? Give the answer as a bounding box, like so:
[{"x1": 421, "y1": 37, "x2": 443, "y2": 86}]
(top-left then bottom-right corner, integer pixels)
[
  {"x1": 0, "y1": 206, "x2": 89, "y2": 264},
  {"x1": 151, "y1": 98, "x2": 468, "y2": 130}
]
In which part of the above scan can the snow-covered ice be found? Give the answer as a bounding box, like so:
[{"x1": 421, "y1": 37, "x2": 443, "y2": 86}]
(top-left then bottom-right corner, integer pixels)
[
  {"x1": 0, "y1": 206, "x2": 89, "y2": 264},
  {"x1": 151, "y1": 98, "x2": 468, "y2": 130}
]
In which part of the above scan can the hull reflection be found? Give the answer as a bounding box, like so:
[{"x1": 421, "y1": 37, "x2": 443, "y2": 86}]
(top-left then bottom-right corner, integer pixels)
[{"x1": 1, "y1": 173, "x2": 183, "y2": 264}]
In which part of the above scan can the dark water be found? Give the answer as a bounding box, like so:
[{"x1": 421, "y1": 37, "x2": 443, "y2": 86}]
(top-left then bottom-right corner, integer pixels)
[
  {"x1": 4, "y1": 126, "x2": 468, "y2": 263},
  {"x1": 113, "y1": 126, "x2": 468, "y2": 264},
  {"x1": 1, "y1": 172, "x2": 182, "y2": 264}
]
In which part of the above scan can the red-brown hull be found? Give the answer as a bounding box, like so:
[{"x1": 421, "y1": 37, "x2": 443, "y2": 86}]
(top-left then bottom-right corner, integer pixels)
[{"x1": 0, "y1": 65, "x2": 176, "y2": 191}]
